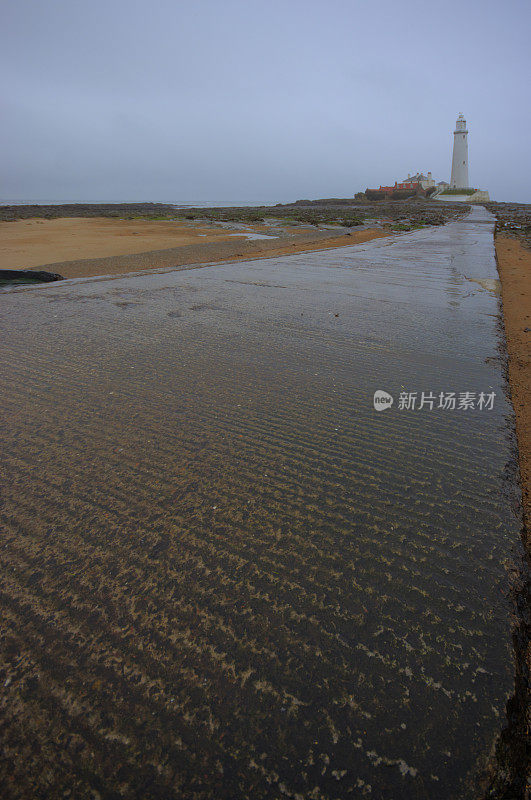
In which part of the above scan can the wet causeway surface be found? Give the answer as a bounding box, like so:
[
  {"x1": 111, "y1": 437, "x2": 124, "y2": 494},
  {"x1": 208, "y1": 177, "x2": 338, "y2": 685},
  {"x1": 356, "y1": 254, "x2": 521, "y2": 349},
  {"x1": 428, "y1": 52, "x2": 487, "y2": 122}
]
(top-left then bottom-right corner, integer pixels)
[{"x1": 0, "y1": 207, "x2": 522, "y2": 798}]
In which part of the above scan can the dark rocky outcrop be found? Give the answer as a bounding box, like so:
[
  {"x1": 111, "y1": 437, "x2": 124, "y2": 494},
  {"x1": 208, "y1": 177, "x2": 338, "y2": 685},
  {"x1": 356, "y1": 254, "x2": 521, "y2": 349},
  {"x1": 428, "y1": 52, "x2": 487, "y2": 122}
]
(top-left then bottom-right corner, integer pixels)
[
  {"x1": 0, "y1": 202, "x2": 177, "y2": 222},
  {"x1": 486, "y1": 201, "x2": 531, "y2": 250},
  {"x1": 0, "y1": 269, "x2": 64, "y2": 286}
]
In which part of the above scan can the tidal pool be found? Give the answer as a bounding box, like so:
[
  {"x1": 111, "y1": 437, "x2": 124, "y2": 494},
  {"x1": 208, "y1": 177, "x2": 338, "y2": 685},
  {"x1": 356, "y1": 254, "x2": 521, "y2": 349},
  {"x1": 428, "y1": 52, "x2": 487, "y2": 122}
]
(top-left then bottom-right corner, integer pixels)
[{"x1": 0, "y1": 207, "x2": 522, "y2": 799}]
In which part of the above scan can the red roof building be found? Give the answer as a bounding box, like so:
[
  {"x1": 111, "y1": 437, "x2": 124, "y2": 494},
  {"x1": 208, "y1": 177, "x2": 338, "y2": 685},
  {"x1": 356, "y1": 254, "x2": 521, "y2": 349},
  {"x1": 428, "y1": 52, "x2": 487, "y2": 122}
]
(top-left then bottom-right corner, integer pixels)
[{"x1": 379, "y1": 181, "x2": 421, "y2": 191}]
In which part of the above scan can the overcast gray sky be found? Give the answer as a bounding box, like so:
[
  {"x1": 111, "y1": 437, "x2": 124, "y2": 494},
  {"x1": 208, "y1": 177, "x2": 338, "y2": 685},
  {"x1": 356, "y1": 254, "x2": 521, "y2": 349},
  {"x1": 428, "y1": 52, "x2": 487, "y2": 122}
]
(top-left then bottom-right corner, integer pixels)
[{"x1": 2, "y1": 0, "x2": 530, "y2": 204}]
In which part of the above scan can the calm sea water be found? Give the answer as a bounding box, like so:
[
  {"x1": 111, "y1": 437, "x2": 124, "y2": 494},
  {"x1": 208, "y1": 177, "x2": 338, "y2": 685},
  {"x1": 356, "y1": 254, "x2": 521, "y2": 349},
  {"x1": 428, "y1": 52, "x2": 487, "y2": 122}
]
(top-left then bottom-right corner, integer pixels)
[{"x1": 0, "y1": 199, "x2": 282, "y2": 207}]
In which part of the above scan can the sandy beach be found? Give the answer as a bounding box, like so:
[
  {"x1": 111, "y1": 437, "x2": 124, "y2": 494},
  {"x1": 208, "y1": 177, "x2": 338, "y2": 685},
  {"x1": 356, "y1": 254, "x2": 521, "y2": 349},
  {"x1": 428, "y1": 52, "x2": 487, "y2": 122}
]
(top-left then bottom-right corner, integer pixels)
[
  {"x1": 495, "y1": 235, "x2": 531, "y2": 540},
  {"x1": 0, "y1": 217, "x2": 394, "y2": 280},
  {"x1": 490, "y1": 231, "x2": 531, "y2": 798},
  {"x1": 0, "y1": 217, "x2": 264, "y2": 269}
]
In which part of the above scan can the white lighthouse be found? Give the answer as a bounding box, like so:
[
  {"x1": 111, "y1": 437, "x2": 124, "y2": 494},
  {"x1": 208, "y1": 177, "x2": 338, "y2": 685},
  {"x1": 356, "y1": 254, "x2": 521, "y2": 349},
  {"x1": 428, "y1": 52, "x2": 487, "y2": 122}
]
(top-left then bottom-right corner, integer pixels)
[{"x1": 450, "y1": 113, "x2": 469, "y2": 189}]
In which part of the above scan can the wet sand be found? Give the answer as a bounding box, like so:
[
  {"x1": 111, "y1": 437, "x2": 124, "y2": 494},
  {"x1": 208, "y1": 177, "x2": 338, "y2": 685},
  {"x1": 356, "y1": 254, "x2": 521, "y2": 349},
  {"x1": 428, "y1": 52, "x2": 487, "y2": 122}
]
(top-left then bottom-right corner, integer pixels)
[
  {"x1": 496, "y1": 235, "x2": 531, "y2": 541},
  {"x1": 0, "y1": 217, "x2": 261, "y2": 268},
  {"x1": 0, "y1": 216, "x2": 391, "y2": 279}
]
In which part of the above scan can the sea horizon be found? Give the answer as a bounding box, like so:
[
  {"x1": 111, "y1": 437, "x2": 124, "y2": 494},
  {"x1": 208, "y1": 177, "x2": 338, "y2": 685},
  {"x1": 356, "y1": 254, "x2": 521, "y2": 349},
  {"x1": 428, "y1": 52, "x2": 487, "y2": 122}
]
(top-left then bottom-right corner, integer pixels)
[{"x1": 0, "y1": 198, "x2": 287, "y2": 208}]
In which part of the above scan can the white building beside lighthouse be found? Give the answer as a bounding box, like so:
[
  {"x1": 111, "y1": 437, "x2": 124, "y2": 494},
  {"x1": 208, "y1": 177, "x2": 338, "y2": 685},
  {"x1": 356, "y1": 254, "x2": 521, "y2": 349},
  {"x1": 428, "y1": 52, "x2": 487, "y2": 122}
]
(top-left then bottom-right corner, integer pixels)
[{"x1": 450, "y1": 113, "x2": 469, "y2": 189}]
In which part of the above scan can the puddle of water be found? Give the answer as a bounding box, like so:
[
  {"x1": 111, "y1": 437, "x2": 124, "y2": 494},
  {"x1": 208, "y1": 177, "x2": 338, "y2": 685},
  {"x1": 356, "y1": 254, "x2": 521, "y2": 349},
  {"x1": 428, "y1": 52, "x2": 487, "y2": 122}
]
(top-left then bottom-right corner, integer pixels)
[
  {"x1": 467, "y1": 277, "x2": 501, "y2": 295},
  {"x1": 0, "y1": 207, "x2": 521, "y2": 799},
  {"x1": 228, "y1": 231, "x2": 279, "y2": 240}
]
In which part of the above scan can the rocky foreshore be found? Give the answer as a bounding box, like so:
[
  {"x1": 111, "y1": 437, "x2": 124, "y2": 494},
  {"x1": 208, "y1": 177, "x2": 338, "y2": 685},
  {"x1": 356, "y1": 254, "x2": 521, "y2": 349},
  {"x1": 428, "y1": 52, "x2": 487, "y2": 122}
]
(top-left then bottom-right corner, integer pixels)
[
  {"x1": 175, "y1": 198, "x2": 469, "y2": 228},
  {"x1": 0, "y1": 202, "x2": 178, "y2": 222},
  {"x1": 486, "y1": 201, "x2": 531, "y2": 250},
  {"x1": 0, "y1": 199, "x2": 469, "y2": 228}
]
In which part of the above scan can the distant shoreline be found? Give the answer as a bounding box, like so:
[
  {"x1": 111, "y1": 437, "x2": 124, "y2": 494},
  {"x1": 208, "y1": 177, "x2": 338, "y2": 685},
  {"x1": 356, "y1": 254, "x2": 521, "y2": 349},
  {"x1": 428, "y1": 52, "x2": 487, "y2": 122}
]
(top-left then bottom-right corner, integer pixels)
[{"x1": 0, "y1": 200, "x2": 283, "y2": 212}]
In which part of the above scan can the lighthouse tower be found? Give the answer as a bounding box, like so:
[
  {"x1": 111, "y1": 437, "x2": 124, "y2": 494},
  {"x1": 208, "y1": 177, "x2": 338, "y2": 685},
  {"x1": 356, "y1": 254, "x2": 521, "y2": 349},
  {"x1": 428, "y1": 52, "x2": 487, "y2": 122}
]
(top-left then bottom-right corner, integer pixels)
[{"x1": 450, "y1": 113, "x2": 469, "y2": 189}]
